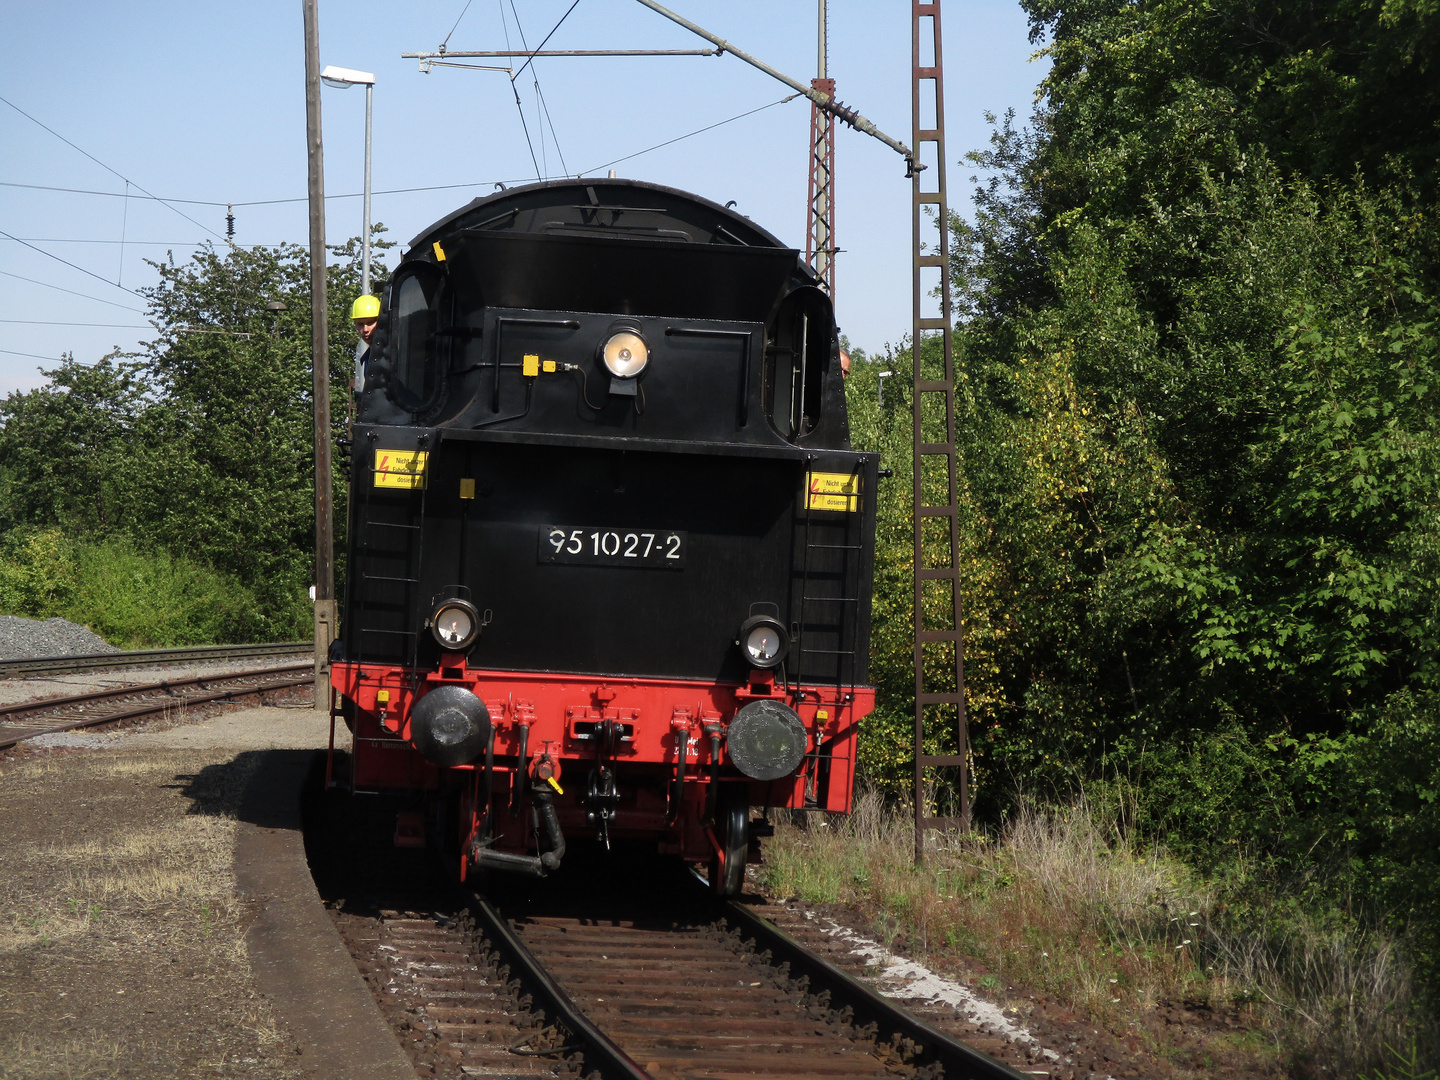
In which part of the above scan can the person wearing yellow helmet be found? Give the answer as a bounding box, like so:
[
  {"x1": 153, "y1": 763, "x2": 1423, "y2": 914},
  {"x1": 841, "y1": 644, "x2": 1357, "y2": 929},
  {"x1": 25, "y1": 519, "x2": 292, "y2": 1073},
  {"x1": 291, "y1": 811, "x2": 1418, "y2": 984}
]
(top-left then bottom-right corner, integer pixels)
[{"x1": 351, "y1": 294, "x2": 380, "y2": 393}]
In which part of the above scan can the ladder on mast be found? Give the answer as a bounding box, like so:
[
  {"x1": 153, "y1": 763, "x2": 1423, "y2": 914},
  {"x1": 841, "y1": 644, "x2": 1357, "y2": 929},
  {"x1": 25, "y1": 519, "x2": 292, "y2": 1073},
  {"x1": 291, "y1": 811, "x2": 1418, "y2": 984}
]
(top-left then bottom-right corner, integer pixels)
[{"x1": 911, "y1": 0, "x2": 969, "y2": 862}]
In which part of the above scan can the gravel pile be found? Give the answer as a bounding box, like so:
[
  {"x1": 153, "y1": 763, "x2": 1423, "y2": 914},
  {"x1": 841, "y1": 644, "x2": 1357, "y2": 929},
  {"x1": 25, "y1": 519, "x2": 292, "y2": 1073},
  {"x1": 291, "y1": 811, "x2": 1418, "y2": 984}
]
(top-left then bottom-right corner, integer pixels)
[{"x1": 0, "y1": 615, "x2": 118, "y2": 659}]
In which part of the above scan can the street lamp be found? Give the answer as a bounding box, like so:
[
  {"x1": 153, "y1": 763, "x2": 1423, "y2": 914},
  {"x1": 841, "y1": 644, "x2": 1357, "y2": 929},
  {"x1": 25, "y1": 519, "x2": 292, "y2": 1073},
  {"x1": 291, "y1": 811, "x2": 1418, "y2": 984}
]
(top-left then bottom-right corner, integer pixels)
[
  {"x1": 320, "y1": 65, "x2": 376, "y2": 295},
  {"x1": 877, "y1": 370, "x2": 895, "y2": 407}
]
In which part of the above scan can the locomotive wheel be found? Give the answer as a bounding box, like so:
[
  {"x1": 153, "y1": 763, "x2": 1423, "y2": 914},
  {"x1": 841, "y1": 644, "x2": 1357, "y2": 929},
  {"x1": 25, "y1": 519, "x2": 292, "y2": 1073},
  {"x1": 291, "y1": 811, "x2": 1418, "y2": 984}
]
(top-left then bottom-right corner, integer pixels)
[{"x1": 711, "y1": 784, "x2": 749, "y2": 897}]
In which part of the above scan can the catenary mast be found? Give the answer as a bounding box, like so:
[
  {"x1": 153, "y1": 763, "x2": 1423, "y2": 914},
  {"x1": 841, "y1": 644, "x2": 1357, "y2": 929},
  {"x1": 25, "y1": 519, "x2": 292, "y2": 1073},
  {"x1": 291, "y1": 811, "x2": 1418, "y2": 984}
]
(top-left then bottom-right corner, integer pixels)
[{"x1": 806, "y1": 0, "x2": 837, "y2": 299}]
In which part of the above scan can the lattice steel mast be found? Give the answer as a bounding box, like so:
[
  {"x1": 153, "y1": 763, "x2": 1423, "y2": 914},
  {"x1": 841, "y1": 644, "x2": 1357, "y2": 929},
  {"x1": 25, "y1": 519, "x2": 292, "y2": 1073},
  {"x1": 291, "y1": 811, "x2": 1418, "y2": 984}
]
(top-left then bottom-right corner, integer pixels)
[
  {"x1": 806, "y1": 0, "x2": 836, "y2": 298},
  {"x1": 911, "y1": 0, "x2": 968, "y2": 862}
]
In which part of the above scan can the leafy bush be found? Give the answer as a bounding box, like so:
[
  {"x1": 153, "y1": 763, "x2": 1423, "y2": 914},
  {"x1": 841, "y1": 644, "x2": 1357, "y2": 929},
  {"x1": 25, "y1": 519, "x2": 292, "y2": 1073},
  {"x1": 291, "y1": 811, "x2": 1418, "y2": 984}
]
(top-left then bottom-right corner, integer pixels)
[
  {"x1": 69, "y1": 537, "x2": 306, "y2": 648},
  {"x1": 0, "y1": 528, "x2": 78, "y2": 617},
  {"x1": 0, "y1": 529, "x2": 307, "y2": 648}
]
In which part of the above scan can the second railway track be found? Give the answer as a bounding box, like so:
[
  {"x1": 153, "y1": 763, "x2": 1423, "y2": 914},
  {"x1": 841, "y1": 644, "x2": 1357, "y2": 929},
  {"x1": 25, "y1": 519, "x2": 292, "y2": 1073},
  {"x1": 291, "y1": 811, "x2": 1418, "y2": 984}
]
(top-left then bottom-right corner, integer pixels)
[
  {"x1": 0, "y1": 641, "x2": 313, "y2": 679},
  {"x1": 0, "y1": 660, "x2": 314, "y2": 751}
]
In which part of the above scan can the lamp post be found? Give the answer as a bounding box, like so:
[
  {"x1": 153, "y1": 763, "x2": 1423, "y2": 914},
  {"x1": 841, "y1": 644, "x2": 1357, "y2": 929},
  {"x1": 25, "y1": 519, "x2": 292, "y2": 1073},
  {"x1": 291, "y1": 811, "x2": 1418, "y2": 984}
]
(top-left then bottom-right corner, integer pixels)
[
  {"x1": 320, "y1": 65, "x2": 376, "y2": 294},
  {"x1": 877, "y1": 370, "x2": 894, "y2": 407}
]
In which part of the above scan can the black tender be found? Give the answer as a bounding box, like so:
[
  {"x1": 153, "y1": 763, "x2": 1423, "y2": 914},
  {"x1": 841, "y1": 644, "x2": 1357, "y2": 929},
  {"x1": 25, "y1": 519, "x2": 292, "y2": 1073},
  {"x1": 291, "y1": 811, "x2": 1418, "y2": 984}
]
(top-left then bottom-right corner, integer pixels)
[{"x1": 341, "y1": 179, "x2": 878, "y2": 693}]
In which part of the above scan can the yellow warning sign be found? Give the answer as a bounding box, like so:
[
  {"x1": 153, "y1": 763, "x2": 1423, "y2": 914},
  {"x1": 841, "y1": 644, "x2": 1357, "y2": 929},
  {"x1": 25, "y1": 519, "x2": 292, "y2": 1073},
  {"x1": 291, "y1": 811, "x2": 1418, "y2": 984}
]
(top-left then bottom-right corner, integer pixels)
[
  {"x1": 374, "y1": 450, "x2": 428, "y2": 490},
  {"x1": 806, "y1": 470, "x2": 860, "y2": 512}
]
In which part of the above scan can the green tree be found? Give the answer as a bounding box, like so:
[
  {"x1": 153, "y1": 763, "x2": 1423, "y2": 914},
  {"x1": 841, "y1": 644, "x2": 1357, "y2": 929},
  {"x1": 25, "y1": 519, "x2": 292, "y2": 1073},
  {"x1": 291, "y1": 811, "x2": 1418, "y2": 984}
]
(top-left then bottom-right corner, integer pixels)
[
  {"x1": 0, "y1": 351, "x2": 147, "y2": 533},
  {"x1": 0, "y1": 233, "x2": 388, "y2": 641},
  {"x1": 850, "y1": 0, "x2": 1440, "y2": 1020}
]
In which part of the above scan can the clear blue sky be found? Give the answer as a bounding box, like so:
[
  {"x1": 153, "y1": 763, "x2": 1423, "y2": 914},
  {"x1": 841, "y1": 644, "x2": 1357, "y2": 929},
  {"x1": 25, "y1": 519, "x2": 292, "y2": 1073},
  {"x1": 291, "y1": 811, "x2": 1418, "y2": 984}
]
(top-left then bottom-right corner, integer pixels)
[{"x1": 0, "y1": 1, "x2": 1044, "y2": 396}]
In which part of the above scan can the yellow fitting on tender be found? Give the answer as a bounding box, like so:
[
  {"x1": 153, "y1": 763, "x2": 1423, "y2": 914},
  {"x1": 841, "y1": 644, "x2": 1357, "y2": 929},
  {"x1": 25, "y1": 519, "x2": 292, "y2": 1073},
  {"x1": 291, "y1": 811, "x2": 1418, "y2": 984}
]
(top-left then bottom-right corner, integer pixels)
[
  {"x1": 432, "y1": 241, "x2": 446, "y2": 262},
  {"x1": 377, "y1": 690, "x2": 390, "y2": 703},
  {"x1": 542, "y1": 359, "x2": 557, "y2": 373},
  {"x1": 546, "y1": 776, "x2": 564, "y2": 795},
  {"x1": 523, "y1": 354, "x2": 540, "y2": 377}
]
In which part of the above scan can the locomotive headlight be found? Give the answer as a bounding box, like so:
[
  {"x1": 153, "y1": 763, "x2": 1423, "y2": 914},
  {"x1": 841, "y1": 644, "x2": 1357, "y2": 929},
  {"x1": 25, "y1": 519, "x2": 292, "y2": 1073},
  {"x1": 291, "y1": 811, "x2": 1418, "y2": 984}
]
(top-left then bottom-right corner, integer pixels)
[
  {"x1": 737, "y1": 615, "x2": 788, "y2": 669},
  {"x1": 430, "y1": 598, "x2": 480, "y2": 651},
  {"x1": 600, "y1": 330, "x2": 649, "y2": 379}
]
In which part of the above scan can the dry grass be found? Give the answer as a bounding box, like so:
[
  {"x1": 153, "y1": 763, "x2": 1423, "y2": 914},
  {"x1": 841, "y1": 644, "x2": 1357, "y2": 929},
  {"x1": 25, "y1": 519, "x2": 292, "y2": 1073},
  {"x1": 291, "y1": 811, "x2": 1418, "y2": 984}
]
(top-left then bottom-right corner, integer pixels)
[
  {"x1": 0, "y1": 746, "x2": 294, "y2": 1079},
  {"x1": 0, "y1": 1035, "x2": 131, "y2": 1080},
  {"x1": 0, "y1": 750, "x2": 253, "y2": 955},
  {"x1": 761, "y1": 790, "x2": 1434, "y2": 1077}
]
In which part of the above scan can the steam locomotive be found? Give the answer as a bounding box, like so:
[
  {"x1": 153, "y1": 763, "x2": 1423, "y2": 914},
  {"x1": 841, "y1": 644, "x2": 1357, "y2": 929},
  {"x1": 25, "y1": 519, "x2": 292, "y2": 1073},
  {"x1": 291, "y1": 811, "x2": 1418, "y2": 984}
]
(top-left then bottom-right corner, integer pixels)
[{"x1": 328, "y1": 179, "x2": 878, "y2": 894}]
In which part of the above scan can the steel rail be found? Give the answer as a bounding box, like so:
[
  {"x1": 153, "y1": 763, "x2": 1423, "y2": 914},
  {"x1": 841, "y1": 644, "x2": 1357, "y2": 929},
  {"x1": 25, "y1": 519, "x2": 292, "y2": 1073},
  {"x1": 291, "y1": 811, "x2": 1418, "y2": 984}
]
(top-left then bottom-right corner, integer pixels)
[
  {"x1": 721, "y1": 895, "x2": 1029, "y2": 1080},
  {"x1": 0, "y1": 641, "x2": 314, "y2": 679},
  {"x1": 466, "y1": 893, "x2": 652, "y2": 1080},
  {"x1": 0, "y1": 665, "x2": 313, "y2": 751},
  {"x1": 471, "y1": 864, "x2": 1027, "y2": 1079},
  {"x1": 0, "y1": 662, "x2": 311, "y2": 720}
]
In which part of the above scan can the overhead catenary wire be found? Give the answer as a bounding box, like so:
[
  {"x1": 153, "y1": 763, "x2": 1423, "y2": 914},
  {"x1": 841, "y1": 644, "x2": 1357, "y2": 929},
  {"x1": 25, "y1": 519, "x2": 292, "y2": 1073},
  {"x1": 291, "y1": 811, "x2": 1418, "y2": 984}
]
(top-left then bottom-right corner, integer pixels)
[
  {"x1": 534, "y1": 82, "x2": 570, "y2": 177},
  {"x1": 118, "y1": 181, "x2": 131, "y2": 287},
  {"x1": 511, "y1": 0, "x2": 583, "y2": 84},
  {"x1": 0, "y1": 319, "x2": 149, "y2": 328},
  {"x1": 509, "y1": 0, "x2": 572, "y2": 177},
  {"x1": 3, "y1": 237, "x2": 310, "y2": 253},
  {"x1": 0, "y1": 269, "x2": 145, "y2": 312},
  {"x1": 4, "y1": 96, "x2": 804, "y2": 239},
  {"x1": 0, "y1": 230, "x2": 146, "y2": 298},
  {"x1": 503, "y1": 0, "x2": 579, "y2": 178},
  {"x1": 498, "y1": 0, "x2": 545, "y2": 179},
  {"x1": 579, "y1": 94, "x2": 799, "y2": 175},
  {"x1": 0, "y1": 94, "x2": 228, "y2": 241},
  {"x1": 2, "y1": 179, "x2": 523, "y2": 206},
  {"x1": 440, "y1": 0, "x2": 477, "y2": 51},
  {"x1": 3, "y1": 237, "x2": 208, "y2": 246},
  {"x1": 0, "y1": 347, "x2": 77, "y2": 361}
]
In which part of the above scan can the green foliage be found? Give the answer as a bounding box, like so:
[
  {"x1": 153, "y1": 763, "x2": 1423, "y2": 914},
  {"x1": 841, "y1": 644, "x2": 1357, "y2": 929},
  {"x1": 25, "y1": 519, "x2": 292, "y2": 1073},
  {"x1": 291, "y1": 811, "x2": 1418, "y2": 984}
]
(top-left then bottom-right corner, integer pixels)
[
  {"x1": 0, "y1": 232, "x2": 388, "y2": 643},
  {"x1": 0, "y1": 528, "x2": 291, "y2": 648},
  {"x1": 846, "y1": 0, "x2": 1440, "y2": 1043},
  {"x1": 0, "y1": 352, "x2": 147, "y2": 533},
  {"x1": 69, "y1": 534, "x2": 294, "y2": 648},
  {"x1": 0, "y1": 528, "x2": 78, "y2": 617}
]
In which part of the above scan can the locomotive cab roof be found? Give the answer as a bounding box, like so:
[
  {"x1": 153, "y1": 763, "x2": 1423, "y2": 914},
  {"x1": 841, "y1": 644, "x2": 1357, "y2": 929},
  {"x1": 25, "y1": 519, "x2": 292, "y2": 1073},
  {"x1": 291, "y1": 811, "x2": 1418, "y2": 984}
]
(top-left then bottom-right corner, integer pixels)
[
  {"x1": 362, "y1": 178, "x2": 846, "y2": 450},
  {"x1": 408, "y1": 178, "x2": 792, "y2": 256},
  {"x1": 404, "y1": 179, "x2": 815, "y2": 326}
]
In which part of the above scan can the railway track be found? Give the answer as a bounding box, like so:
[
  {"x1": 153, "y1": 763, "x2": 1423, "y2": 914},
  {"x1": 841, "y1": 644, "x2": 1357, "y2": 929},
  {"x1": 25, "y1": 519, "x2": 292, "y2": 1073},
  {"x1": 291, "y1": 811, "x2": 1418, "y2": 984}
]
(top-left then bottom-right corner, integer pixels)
[
  {"x1": 0, "y1": 662, "x2": 313, "y2": 751},
  {"x1": 489, "y1": 876, "x2": 1029, "y2": 1080},
  {"x1": 319, "y1": 819, "x2": 1032, "y2": 1080},
  {"x1": 0, "y1": 641, "x2": 313, "y2": 679}
]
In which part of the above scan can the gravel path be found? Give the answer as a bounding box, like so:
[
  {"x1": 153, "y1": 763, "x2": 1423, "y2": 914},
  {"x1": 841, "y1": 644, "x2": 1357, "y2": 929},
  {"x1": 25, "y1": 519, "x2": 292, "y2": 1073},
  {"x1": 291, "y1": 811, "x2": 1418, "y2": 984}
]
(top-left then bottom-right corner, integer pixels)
[{"x1": 0, "y1": 615, "x2": 117, "y2": 659}]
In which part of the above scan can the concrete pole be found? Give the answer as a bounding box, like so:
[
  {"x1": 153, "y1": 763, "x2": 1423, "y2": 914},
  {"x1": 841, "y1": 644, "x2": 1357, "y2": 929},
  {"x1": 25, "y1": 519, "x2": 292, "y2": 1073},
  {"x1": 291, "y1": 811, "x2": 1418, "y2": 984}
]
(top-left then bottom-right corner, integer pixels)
[
  {"x1": 303, "y1": 0, "x2": 336, "y2": 707},
  {"x1": 818, "y1": 0, "x2": 827, "y2": 79}
]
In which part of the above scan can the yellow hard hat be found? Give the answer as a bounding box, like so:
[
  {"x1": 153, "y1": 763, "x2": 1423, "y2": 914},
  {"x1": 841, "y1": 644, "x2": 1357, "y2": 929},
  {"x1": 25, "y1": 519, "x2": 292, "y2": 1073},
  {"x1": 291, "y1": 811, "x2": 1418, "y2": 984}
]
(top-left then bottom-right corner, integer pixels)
[{"x1": 351, "y1": 294, "x2": 381, "y2": 320}]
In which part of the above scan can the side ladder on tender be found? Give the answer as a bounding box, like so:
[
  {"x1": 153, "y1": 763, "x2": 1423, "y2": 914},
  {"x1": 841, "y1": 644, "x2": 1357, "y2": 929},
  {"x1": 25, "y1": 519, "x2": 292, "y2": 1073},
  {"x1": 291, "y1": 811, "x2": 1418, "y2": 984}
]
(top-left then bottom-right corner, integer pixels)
[
  {"x1": 349, "y1": 435, "x2": 434, "y2": 675},
  {"x1": 793, "y1": 456, "x2": 865, "y2": 808}
]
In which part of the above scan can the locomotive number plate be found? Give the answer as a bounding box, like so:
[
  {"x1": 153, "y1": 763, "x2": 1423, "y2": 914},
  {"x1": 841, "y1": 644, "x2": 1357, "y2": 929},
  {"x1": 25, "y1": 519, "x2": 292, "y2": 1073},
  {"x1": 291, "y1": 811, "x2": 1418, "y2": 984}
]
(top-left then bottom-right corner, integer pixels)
[{"x1": 539, "y1": 526, "x2": 686, "y2": 569}]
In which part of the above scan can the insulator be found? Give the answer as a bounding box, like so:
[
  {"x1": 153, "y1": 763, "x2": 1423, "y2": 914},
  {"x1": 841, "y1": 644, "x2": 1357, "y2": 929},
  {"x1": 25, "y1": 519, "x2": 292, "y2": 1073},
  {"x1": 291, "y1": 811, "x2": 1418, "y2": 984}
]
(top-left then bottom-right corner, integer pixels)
[{"x1": 226, "y1": 205, "x2": 235, "y2": 239}]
